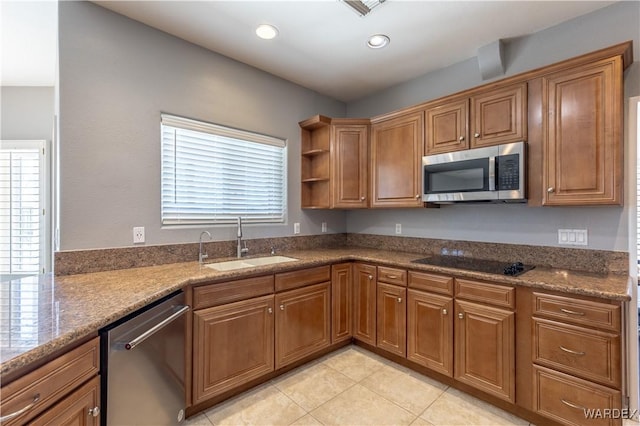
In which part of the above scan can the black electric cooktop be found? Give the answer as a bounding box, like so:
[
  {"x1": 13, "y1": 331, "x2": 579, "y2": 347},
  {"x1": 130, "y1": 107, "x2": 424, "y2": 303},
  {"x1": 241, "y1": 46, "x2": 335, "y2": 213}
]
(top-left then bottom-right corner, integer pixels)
[{"x1": 411, "y1": 256, "x2": 535, "y2": 277}]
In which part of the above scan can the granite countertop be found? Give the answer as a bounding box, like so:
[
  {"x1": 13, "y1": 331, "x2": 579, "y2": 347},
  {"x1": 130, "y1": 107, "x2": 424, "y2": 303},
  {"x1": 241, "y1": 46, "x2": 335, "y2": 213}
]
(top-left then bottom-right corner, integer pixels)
[{"x1": 0, "y1": 247, "x2": 631, "y2": 381}]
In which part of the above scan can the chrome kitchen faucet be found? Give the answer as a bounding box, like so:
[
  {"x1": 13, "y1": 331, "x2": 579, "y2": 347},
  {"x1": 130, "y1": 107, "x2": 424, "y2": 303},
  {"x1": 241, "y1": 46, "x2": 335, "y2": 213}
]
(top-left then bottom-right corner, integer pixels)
[
  {"x1": 237, "y1": 217, "x2": 249, "y2": 258},
  {"x1": 199, "y1": 231, "x2": 212, "y2": 264}
]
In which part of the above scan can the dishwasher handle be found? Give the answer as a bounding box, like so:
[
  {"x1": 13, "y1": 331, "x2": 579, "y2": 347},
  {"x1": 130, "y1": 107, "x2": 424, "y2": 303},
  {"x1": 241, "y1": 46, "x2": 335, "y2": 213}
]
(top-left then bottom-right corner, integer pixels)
[{"x1": 124, "y1": 305, "x2": 190, "y2": 350}]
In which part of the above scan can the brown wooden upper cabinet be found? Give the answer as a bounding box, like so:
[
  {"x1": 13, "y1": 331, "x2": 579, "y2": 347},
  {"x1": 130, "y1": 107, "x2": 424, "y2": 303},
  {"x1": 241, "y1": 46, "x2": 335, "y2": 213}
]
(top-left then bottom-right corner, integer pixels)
[
  {"x1": 542, "y1": 56, "x2": 623, "y2": 206},
  {"x1": 299, "y1": 115, "x2": 369, "y2": 209},
  {"x1": 424, "y1": 83, "x2": 527, "y2": 155},
  {"x1": 370, "y1": 111, "x2": 424, "y2": 207}
]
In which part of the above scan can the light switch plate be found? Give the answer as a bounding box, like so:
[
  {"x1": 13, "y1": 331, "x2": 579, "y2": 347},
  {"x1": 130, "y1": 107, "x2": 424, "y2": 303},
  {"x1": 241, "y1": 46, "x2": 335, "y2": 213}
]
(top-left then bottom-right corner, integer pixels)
[
  {"x1": 293, "y1": 223, "x2": 300, "y2": 234},
  {"x1": 395, "y1": 224, "x2": 402, "y2": 234},
  {"x1": 558, "y1": 229, "x2": 588, "y2": 246},
  {"x1": 321, "y1": 222, "x2": 327, "y2": 233}
]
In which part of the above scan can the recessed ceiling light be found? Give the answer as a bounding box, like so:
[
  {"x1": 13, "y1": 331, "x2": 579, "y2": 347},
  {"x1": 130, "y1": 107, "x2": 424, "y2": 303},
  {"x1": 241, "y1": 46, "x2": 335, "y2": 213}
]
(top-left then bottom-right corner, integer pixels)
[
  {"x1": 367, "y1": 34, "x2": 390, "y2": 49},
  {"x1": 256, "y1": 24, "x2": 279, "y2": 40}
]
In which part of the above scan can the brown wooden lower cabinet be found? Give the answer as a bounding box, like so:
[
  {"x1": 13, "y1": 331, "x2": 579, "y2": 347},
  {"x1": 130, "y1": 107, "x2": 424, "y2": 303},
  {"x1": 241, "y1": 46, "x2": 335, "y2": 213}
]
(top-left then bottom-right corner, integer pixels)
[
  {"x1": 533, "y1": 365, "x2": 622, "y2": 426},
  {"x1": 192, "y1": 295, "x2": 275, "y2": 404},
  {"x1": 331, "y1": 263, "x2": 353, "y2": 343},
  {"x1": 29, "y1": 376, "x2": 101, "y2": 426},
  {"x1": 407, "y1": 289, "x2": 453, "y2": 376},
  {"x1": 454, "y1": 299, "x2": 515, "y2": 403},
  {"x1": 275, "y1": 282, "x2": 331, "y2": 369},
  {"x1": 376, "y1": 282, "x2": 406, "y2": 357},
  {"x1": 352, "y1": 263, "x2": 377, "y2": 345}
]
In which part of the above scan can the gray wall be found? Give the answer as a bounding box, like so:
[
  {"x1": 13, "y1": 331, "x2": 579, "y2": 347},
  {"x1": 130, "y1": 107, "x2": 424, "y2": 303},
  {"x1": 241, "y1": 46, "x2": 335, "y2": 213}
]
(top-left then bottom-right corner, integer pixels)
[
  {"x1": 345, "y1": 1, "x2": 640, "y2": 252},
  {"x1": 1, "y1": 86, "x2": 54, "y2": 140},
  {"x1": 58, "y1": 2, "x2": 346, "y2": 251}
]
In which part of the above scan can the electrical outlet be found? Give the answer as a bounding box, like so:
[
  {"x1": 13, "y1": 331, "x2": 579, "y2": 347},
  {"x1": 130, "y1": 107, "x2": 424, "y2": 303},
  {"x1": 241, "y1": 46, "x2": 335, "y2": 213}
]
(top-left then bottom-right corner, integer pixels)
[
  {"x1": 395, "y1": 223, "x2": 402, "y2": 235},
  {"x1": 321, "y1": 222, "x2": 327, "y2": 233},
  {"x1": 294, "y1": 223, "x2": 300, "y2": 234},
  {"x1": 133, "y1": 226, "x2": 145, "y2": 244}
]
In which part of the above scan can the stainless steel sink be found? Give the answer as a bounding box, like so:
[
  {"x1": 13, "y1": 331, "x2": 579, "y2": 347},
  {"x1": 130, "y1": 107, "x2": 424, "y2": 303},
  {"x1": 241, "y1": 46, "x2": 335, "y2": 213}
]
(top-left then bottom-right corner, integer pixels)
[{"x1": 205, "y1": 255, "x2": 298, "y2": 271}]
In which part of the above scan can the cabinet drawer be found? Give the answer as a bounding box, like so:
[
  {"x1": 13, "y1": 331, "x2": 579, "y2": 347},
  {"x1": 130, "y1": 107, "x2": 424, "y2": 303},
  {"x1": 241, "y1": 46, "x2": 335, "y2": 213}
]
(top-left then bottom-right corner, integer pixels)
[
  {"x1": 533, "y1": 365, "x2": 622, "y2": 426},
  {"x1": 455, "y1": 278, "x2": 515, "y2": 309},
  {"x1": 193, "y1": 275, "x2": 274, "y2": 310},
  {"x1": 533, "y1": 292, "x2": 621, "y2": 332},
  {"x1": 377, "y1": 266, "x2": 407, "y2": 286},
  {"x1": 0, "y1": 338, "x2": 100, "y2": 426},
  {"x1": 533, "y1": 318, "x2": 621, "y2": 389},
  {"x1": 408, "y1": 271, "x2": 453, "y2": 295},
  {"x1": 275, "y1": 265, "x2": 331, "y2": 292}
]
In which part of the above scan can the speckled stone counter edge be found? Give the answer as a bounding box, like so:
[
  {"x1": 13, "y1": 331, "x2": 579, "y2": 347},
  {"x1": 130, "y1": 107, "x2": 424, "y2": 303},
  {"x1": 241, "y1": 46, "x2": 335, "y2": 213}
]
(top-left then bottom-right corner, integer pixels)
[{"x1": 55, "y1": 233, "x2": 628, "y2": 276}]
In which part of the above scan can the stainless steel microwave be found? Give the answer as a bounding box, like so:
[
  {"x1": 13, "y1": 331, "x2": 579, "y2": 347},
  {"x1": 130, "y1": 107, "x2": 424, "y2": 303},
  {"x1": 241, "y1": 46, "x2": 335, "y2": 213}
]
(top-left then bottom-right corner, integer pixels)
[{"x1": 422, "y1": 141, "x2": 526, "y2": 203}]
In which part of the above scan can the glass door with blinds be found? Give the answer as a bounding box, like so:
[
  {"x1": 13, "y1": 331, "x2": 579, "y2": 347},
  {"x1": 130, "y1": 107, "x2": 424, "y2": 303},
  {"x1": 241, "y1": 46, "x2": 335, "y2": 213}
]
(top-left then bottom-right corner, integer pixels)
[{"x1": 0, "y1": 140, "x2": 48, "y2": 280}]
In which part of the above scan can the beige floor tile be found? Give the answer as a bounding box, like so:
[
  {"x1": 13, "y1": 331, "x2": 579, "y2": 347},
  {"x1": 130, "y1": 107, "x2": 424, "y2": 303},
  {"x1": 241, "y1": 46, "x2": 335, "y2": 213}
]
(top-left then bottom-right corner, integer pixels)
[
  {"x1": 310, "y1": 383, "x2": 416, "y2": 426},
  {"x1": 320, "y1": 347, "x2": 388, "y2": 382},
  {"x1": 361, "y1": 363, "x2": 448, "y2": 415},
  {"x1": 204, "y1": 384, "x2": 306, "y2": 426},
  {"x1": 183, "y1": 413, "x2": 214, "y2": 426},
  {"x1": 289, "y1": 414, "x2": 325, "y2": 426},
  {"x1": 273, "y1": 362, "x2": 356, "y2": 411},
  {"x1": 410, "y1": 417, "x2": 436, "y2": 426},
  {"x1": 420, "y1": 388, "x2": 529, "y2": 426}
]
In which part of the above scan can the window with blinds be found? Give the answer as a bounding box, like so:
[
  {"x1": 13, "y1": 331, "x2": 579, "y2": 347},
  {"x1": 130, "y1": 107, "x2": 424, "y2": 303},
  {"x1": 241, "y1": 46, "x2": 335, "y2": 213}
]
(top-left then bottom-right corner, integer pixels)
[
  {"x1": 161, "y1": 114, "x2": 287, "y2": 226},
  {"x1": 0, "y1": 141, "x2": 45, "y2": 277}
]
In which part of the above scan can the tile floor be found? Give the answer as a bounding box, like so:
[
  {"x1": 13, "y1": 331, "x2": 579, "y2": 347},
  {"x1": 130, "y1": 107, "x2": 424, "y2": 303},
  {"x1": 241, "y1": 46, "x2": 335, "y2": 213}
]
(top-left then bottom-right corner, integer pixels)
[{"x1": 184, "y1": 345, "x2": 534, "y2": 426}]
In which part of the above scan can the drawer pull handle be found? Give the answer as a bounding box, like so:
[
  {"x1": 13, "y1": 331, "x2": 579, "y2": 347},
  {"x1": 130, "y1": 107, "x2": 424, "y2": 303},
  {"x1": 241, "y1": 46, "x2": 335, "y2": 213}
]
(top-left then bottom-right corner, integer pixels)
[
  {"x1": 0, "y1": 393, "x2": 40, "y2": 422},
  {"x1": 561, "y1": 399, "x2": 587, "y2": 411},
  {"x1": 560, "y1": 346, "x2": 586, "y2": 356},
  {"x1": 386, "y1": 274, "x2": 398, "y2": 279},
  {"x1": 560, "y1": 308, "x2": 585, "y2": 316}
]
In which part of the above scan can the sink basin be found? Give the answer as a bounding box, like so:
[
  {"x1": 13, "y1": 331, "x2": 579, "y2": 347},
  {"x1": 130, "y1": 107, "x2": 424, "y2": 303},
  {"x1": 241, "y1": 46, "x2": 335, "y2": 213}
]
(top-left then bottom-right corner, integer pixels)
[{"x1": 205, "y1": 255, "x2": 298, "y2": 271}]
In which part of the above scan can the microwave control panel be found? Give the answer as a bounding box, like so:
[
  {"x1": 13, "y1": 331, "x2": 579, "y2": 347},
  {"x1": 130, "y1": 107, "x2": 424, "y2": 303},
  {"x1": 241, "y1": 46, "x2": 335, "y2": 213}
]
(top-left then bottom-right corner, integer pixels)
[{"x1": 496, "y1": 154, "x2": 520, "y2": 190}]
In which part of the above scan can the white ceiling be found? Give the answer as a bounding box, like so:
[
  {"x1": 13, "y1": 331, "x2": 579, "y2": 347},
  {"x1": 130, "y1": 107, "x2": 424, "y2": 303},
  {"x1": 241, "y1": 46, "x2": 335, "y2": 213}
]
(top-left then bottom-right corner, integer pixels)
[{"x1": 1, "y1": 1, "x2": 616, "y2": 100}]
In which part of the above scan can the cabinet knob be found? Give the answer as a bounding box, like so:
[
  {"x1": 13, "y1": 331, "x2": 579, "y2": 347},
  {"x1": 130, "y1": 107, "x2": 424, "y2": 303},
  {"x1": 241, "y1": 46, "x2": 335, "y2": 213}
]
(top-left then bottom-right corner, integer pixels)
[
  {"x1": 279, "y1": 304, "x2": 285, "y2": 311},
  {"x1": 547, "y1": 187, "x2": 555, "y2": 193},
  {"x1": 268, "y1": 307, "x2": 273, "y2": 314},
  {"x1": 442, "y1": 308, "x2": 448, "y2": 315},
  {"x1": 458, "y1": 312, "x2": 464, "y2": 319},
  {"x1": 459, "y1": 136, "x2": 464, "y2": 141},
  {"x1": 88, "y1": 406, "x2": 100, "y2": 417},
  {"x1": 360, "y1": 196, "x2": 366, "y2": 201},
  {"x1": 397, "y1": 297, "x2": 402, "y2": 303},
  {"x1": 415, "y1": 194, "x2": 420, "y2": 199},
  {"x1": 474, "y1": 132, "x2": 480, "y2": 138},
  {"x1": 368, "y1": 275, "x2": 373, "y2": 280}
]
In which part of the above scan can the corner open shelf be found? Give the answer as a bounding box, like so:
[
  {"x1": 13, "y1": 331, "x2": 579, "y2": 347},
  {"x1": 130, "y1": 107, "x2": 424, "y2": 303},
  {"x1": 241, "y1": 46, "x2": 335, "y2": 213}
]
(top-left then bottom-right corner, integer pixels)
[{"x1": 300, "y1": 115, "x2": 332, "y2": 208}]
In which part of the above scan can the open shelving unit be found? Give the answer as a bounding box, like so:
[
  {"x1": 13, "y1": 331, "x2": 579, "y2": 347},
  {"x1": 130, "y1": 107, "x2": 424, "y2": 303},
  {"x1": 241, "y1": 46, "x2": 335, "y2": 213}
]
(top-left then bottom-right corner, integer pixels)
[{"x1": 300, "y1": 115, "x2": 332, "y2": 208}]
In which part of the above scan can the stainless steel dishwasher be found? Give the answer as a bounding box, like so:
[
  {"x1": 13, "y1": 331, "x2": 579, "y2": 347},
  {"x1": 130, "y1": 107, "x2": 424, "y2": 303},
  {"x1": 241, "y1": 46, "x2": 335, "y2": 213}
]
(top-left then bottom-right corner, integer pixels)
[{"x1": 100, "y1": 291, "x2": 189, "y2": 426}]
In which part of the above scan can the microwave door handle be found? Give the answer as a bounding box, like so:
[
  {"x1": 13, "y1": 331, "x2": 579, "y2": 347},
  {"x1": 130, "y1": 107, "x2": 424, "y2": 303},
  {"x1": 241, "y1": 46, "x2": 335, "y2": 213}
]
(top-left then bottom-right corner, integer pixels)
[{"x1": 488, "y1": 156, "x2": 496, "y2": 191}]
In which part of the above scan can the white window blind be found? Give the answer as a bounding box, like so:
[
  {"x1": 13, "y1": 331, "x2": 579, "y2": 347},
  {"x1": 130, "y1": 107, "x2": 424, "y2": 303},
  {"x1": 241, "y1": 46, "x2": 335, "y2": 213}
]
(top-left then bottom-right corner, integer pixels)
[
  {"x1": 161, "y1": 114, "x2": 287, "y2": 226},
  {"x1": 0, "y1": 141, "x2": 45, "y2": 276}
]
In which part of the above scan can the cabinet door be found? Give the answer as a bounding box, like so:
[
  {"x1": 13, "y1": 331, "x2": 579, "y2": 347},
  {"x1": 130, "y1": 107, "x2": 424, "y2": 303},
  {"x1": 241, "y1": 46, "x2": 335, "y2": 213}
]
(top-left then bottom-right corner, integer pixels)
[
  {"x1": 407, "y1": 290, "x2": 453, "y2": 377},
  {"x1": 376, "y1": 283, "x2": 406, "y2": 357},
  {"x1": 543, "y1": 57, "x2": 623, "y2": 205},
  {"x1": 275, "y1": 282, "x2": 331, "y2": 369},
  {"x1": 370, "y1": 112, "x2": 424, "y2": 207},
  {"x1": 470, "y1": 83, "x2": 527, "y2": 148},
  {"x1": 454, "y1": 300, "x2": 515, "y2": 403},
  {"x1": 332, "y1": 124, "x2": 368, "y2": 208},
  {"x1": 425, "y1": 98, "x2": 469, "y2": 154},
  {"x1": 331, "y1": 263, "x2": 353, "y2": 343},
  {"x1": 193, "y1": 295, "x2": 274, "y2": 404},
  {"x1": 352, "y1": 263, "x2": 377, "y2": 345},
  {"x1": 29, "y1": 376, "x2": 100, "y2": 426}
]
